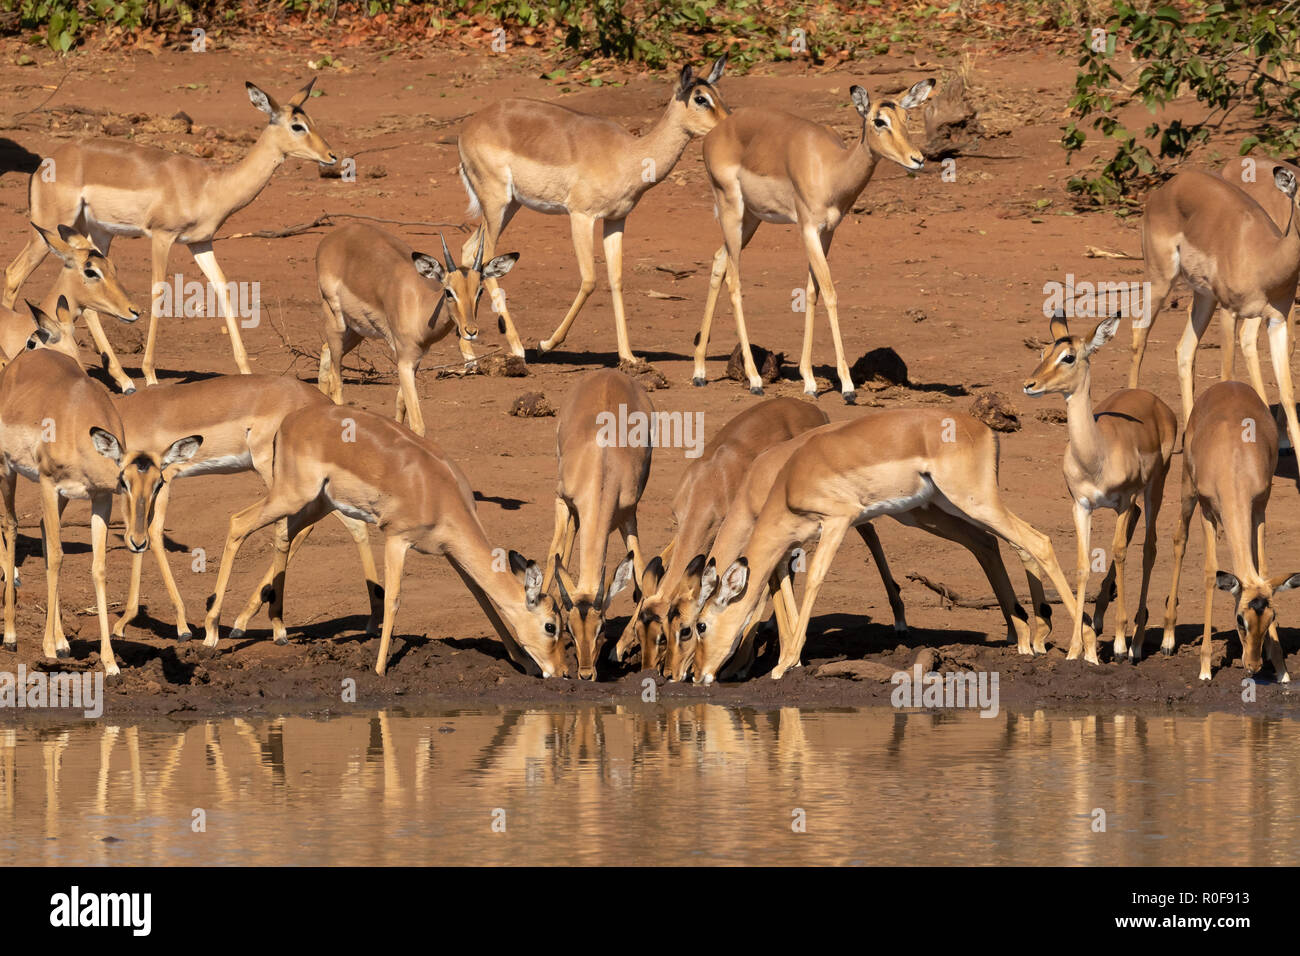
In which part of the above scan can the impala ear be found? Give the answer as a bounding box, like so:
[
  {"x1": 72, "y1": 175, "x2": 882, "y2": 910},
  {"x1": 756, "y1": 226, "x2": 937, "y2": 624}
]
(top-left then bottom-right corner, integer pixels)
[
  {"x1": 1084, "y1": 315, "x2": 1121, "y2": 356},
  {"x1": 850, "y1": 85, "x2": 872, "y2": 118},
  {"x1": 287, "y1": 76, "x2": 317, "y2": 108},
  {"x1": 90, "y1": 427, "x2": 122, "y2": 464},
  {"x1": 677, "y1": 64, "x2": 695, "y2": 98},
  {"x1": 162, "y1": 434, "x2": 203, "y2": 468},
  {"x1": 411, "y1": 251, "x2": 446, "y2": 284},
  {"x1": 33, "y1": 222, "x2": 75, "y2": 266},
  {"x1": 1215, "y1": 571, "x2": 1242, "y2": 597},
  {"x1": 523, "y1": 563, "x2": 544, "y2": 610},
  {"x1": 706, "y1": 54, "x2": 727, "y2": 85},
  {"x1": 606, "y1": 552, "x2": 636, "y2": 605},
  {"x1": 641, "y1": 555, "x2": 665, "y2": 595},
  {"x1": 1048, "y1": 307, "x2": 1069, "y2": 342},
  {"x1": 482, "y1": 253, "x2": 519, "y2": 280},
  {"x1": 715, "y1": 558, "x2": 749, "y2": 606},
  {"x1": 1270, "y1": 572, "x2": 1300, "y2": 594},
  {"x1": 246, "y1": 81, "x2": 279, "y2": 116},
  {"x1": 697, "y1": 558, "x2": 719, "y2": 610},
  {"x1": 1274, "y1": 166, "x2": 1298, "y2": 199},
  {"x1": 900, "y1": 77, "x2": 936, "y2": 110},
  {"x1": 24, "y1": 300, "x2": 61, "y2": 345}
]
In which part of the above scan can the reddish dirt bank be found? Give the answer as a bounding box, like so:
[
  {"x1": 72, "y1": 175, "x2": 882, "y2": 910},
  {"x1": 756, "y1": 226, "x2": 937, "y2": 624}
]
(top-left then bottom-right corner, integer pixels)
[{"x1": 0, "y1": 39, "x2": 1296, "y2": 720}]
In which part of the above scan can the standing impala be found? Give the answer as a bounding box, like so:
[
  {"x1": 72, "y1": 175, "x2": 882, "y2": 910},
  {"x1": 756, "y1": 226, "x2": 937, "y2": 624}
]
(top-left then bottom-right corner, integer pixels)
[
  {"x1": 545, "y1": 369, "x2": 652, "y2": 680},
  {"x1": 0, "y1": 224, "x2": 139, "y2": 368},
  {"x1": 612, "y1": 396, "x2": 830, "y2": 672},
  {"x1": 457, "y1": 57, "x2": 727, "y2": 363},
  {"x1": 3, "y1": 79, "x2": 337, "y2": 390},
  {"x1": 1023, "y1": 313, "x2": 1177, "y2": 664},
  {"x1": 692, "y1": 78, "x2": 934, "y2": 401},
  {"x1": 202, "y1": 404, "x2": 567, "y2": 678},
  {"x1": 0, "y1": 341, "x2": 200, "y2": 675},
  {"x1": 111, "y1": 374, "x2": 382, "y2": 644},
  {"x1": 1162, "y1": 381, "x2": 1298, "y2": 682},
  {"x1": 1133, "y1": 166, "x2": 1300, "y2": 453},
  {"x1": 316, "y1": 223, "x2": 518, "y2": 436},
  {"x1": 689, "y1": 408, "x2": 1087, "y2": 683}
]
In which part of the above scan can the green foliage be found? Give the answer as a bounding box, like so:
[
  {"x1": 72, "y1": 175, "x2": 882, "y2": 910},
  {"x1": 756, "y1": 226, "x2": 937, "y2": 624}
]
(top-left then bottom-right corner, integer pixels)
[{"x1": 1063, "y1": 1, "x2": 1300, "y2": 205}]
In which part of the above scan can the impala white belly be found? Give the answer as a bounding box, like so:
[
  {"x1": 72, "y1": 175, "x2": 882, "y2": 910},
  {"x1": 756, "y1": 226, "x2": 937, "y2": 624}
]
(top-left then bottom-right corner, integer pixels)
[
  {"x1": 855, "y1": 476, "x2": 936, "y2": 522},
  {"x1": 325, "y1": 490, "x2": 378, "y2": 524},
  {"x1": 507, "y1": 168, "x2": 568, "y2": 215},
  {"x1": 79, "y1": 203, "x2": 149, "y2": 240}
]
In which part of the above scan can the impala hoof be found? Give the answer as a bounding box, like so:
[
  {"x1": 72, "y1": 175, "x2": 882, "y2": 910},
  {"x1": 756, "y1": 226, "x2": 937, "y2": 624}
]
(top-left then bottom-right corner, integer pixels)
[
  {"x1": 842, "y1": 390, "x2": 857, "y2": 405},
  {"x1": 803, "y1": 388, "x2": 817, "y2": 397},
  {"x1": 229, "y1": 628, "x2": 244, "y2": 640},
  {"x1": 123, "y1": 386, "x2": 136, "y2": 395},
  {"x1": 177, "y1": 630, "x2": 192, "y2": 642},
  {"x1": 273, "y1": 636, "x2": 288, "y2": 646},
  {"x1": 55, "y1": 647, "x2": 69, "y2": 659},
  {"x1": 692, "y1": 376, "x2": 706, "y2": 387},
  {"x1": 1162, "y1": 645, "x2": 1174, "y2": 657},
  {"x1": 103, "y1": 664, "x2": 120, "y2": 678},
  {"x1": 749, "y1": 386, "x2": 764, "y2": 396}
]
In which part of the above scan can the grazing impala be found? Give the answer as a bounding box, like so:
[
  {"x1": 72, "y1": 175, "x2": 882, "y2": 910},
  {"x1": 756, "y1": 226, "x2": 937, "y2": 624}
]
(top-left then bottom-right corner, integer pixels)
[
  {"x1": 612, "y1": 396, "x2": 830, "y2": 673},
  {"x1": 202, "y1": 404, "x2": 566, "y2": 678},
  {"x1": 0, "y1": 343, "x2": 200, "y2": 675},
  {"x1": 316, "y1": 223, "x2": 519, "y2": 436},
  {"x1": 545, "y1": 369, "x2": 652, "y2": 680},
  {"x1": 1133, "y1": 166, "x2": 1300, "y2": 454},
  {"x1": 0, "y1": 224, "x2": 139, "y2": 369},
  {"x1": 457, "y1": 57, "x2": 727, "y2": 362},
  {"x1": 3, "y1": 79, "x2": 337, "y2": 389},
  {"x1": 1023, "y1": 313, "x2": 1177, "y2": 664},
  {"x1": 688, "y1": 408, "x2": 1086, "y2": 683},
  {"x1": 692, "y1": 78, "x2": 935, "y2": 400},
  {"x1": 111, "y1": 375, "x2": 381, "y2": 643},
  {"x1": 1162, "y1": 381, "x2": 1297, "y2": 682},
  {"x1": 683, "y1": 420, "x2": 1047, "y2": 682}
]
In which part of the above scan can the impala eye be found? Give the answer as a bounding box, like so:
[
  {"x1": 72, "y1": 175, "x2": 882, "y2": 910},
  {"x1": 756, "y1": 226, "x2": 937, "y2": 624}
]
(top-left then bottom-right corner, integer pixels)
[
  {"x1": 656, "y1": 633, "x2": 667, "y2": 646},
  {"x1": 1060, "y1": 353, "x2": 1076, "y2": 365},
  {"x1": 696, "y1": 622, "x2": 707, "y2": 634},
  {"x1": 544, "y1": 622, "x2": 557, "y2": 636},
  {"x1": 1236, "y1": 615, "x2": 1246, "y2": 631},
  {"x1": 679, "y1": 627, "x2": 691, "y2": 640},
  {"x1": 694, "y1": 95, "x2": 710, "y2": 108},
  {"x1": 84, "y1": 267, "x2": 98, "y2": 279},
  {"x1": 291, "y1": 123, "x2": 307, "y2": 134},
  {"x1": 874, "y1": 117, "x2": 888, "y2": 129}
]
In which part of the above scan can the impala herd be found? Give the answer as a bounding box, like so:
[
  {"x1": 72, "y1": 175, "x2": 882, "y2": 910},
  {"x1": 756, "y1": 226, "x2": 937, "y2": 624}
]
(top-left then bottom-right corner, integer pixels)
[{"x1": 0, "y1": 64, "x2": 1295, "y2": 689}]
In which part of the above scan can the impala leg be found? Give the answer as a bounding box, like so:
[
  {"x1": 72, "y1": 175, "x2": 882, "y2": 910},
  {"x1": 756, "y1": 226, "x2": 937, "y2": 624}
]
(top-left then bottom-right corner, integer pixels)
[
  {"x1": 89, "y1": 493, "x2": 118, "y2": 676},
  {"x1": 1236, "y1": 314, "x2": 1268, "y2": 406},
  {"x1": 1091, "y1": 502, "x2": 1138, "y2": 640},
  {"x1": 203, "y1": 495, "x2": 298, "y2": 647},
  {"x1": 142, "y1": 233, "x2": 177, "y2": 387},
  {"x1": 693, "y1": 245, "x2": 730, "y2": 387},
  {"x1": 799, "y1": 270, "x2": 818, "y2": 396},
  {"x1": 801, "y1": 226, "x2": 855, "y2": 403},
  {"x1": 265, "y1": 499, "x2": 332, "y2": 647},
  {"x1": 1130, "y1": 470, "x2": 1167, "y2": 662},
  {"x1": 3, "y1": 228, "x2": 48, "y2": 309},
  {"x1": 856, "y1": 523, "x2": 906, "y2": 632},
  {"x1": 1198, "y1": 514, "x2": 1218, "y2": 681},
  {"x1": 619, "y1": 514, "x2": 645, "y2": 587},
  {"x1": 1, "y1": 471, "x2": 16, "y2": 649},
  {"x1": 115, "y1": 550, "x2": 145, "y2": 640},
  {"x1": 1161, "y1": 468, "x2": 1196, "y2": 656},
  {"x1": 721, "y1": 205, "x2": 764, "y2": 395},
  {"x1": 395, "y1": 356, "x2": 425, "y2": 436},
  {"x1": 318, "y1": 297, "x2": 346, "y2": 402},
  {"x1": 1106, "y1": 502, "x2": 1139, "y2": 659},
  {"x1": 1177, "y1": 290, "x2": 1217, "y2": 423},
  {"x1": 38, "y1": 478, "x2": 66, "y2": 661},
  {"x1": 1265, "y1": 308, "x2": 1300, "y2": 454},
  {"x1": 1130, "y1": 251, "x2": 1175, "y2": 390},
  {"x1": 190, "y1": 241, "x2": 251, "y2": 375},
  {"x1": 1220, "y1": 309, "x2": 1238, "y2": 380},
  {"x1": 539, "y1": 213, "x2": 597, "y2": 354},
  {"x1": 602, "y1": 218, "x2": 636, "y2": 364},
  {"x1": 374, "y1": 536, "x2": 410, "y2": 676},
  {"x1": 1068, "y1": 502, "x2": 1094, "y2": 662},
  {"x1": 774, "y1": 517, "x2": 851, "y2": 679},
  {"x1": 231, "y1": 520, "x2": 317, "y2": 636},
  {"x1": 336, "y1": 513, "x2": 381, "y2": 637},
  {"x1": 80, "y1": 309, "x2": 137, "y2": 393}
]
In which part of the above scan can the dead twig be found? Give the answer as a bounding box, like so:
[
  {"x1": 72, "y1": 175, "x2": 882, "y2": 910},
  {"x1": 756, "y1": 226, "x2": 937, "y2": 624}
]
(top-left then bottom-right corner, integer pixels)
[
  {"x1": 222, "y1": 212, "x2": 467, "y2": 241},
  {"x1": 907, "y1": 572, "x2": 1105, "y2": 608},
  {"x1": 1085, "y1": 245, "x2": 1141, "y2": 260}
]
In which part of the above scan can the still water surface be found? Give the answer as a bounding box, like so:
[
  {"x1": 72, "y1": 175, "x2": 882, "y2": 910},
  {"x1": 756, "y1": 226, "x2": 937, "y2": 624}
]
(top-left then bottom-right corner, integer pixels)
[{"x1": 2, "y1": 705, "x2": 1297, "y2": 865}]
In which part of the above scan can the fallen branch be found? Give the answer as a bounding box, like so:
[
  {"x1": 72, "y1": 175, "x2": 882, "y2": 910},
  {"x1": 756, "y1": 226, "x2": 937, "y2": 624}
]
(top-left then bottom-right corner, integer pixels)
[
  {"x1": 907, "y1": 573, "x2": 1105, "y2": 608},
  {"x1": 222, "y1": 212, "x2": 467, "y2": 241},
  {"x1": 1085, "y1": 245, "x2": 1141, "y2": 260}
]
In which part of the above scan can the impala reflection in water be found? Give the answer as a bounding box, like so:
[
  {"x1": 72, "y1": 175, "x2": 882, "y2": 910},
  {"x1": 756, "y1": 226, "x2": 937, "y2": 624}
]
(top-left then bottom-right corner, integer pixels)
[{"x1": 1, "y1": 706, "x2": 1298, "y2": 866}]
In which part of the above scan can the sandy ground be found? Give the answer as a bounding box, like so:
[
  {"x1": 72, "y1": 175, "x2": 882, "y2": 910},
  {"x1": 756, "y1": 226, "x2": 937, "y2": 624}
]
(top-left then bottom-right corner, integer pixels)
[{"x1": 0, "y1": 35, "x2": 1296, "y2": 719}]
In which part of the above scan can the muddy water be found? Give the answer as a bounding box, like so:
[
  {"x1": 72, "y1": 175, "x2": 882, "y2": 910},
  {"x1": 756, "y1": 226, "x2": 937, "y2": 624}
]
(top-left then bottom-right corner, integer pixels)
[{"x1": 1, "y1": 706, "x2": 1297, "y2": 866}]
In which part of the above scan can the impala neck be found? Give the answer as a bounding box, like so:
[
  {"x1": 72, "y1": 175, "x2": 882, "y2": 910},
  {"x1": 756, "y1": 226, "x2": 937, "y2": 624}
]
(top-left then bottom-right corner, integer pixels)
[
  {"x1": 833, "y1": 124, "x2": 883, "y2": 204},
  {"x1": 634, "y1": 103, "x2": 694, "y2": 192},
  {"x1": 1064, "y1": 367, "x2": 1106, "y2": 475},
  {"x1": 212, "y1": 125, "x2": 288, "y2": 220},
  {"x1": 446, "y1": 523, "x2": 530, "y2": 632}
]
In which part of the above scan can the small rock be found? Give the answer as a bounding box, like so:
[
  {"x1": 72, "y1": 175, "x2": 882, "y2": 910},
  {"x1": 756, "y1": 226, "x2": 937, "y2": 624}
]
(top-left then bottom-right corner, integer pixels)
[
  {"x1": 970, "y1": 392, "x2": 1022, "y2": 432},
  {"x1": 1036, "y1": 407, "x2": 1068, "y2": 424},
  {"x1": 509, "y1": 391, "x2": 555, "y2": 418},
  {"x1": 907, "y1": 309, "x2": 927, "y2": 323},
  {"x1": 725, "y1": 344, "x2": 784, "y2": 384},
  {"x1": 480, "y1": 354, "x2": 528, "y2": 377},
  {"x1": 366, "y1": 165, "x2": 388, "y2": 179},
  {"x1": 619, "y1": 358, "x2": 670, "y2": 390},
  {"x1": 850, "y1": 347, "x2": 909, "y2": 387}
]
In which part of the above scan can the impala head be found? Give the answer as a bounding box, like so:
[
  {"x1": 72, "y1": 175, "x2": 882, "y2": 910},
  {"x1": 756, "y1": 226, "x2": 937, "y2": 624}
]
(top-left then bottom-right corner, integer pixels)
[
  {"x1": 1216, "y1": 571, "x2": 1300, "y2": 677},
  {"x1": 21, "y1": 297, "x2": 82, "y2": 365},
  {"x1": 659, "y1": 554, "x2": 709, "y2": 681},
  {"x1": 672, "y1": 55, "x2": 730, "y2": 137},
  {"x1": 38, "y1": 223, "x2": 139, "y2": 324},
  {"x1": 506, "y1": 550, "x2": 568, "y2": 679},
  {"x1": 411, "y1": 234, "x2": 518, "y2": 343},
  {"x1": 691, "y1": 556, "x2": 754, "y2": 684},
  {"x1": 100, "y1": 432, "x2": 203, "y2": 554},
  {"x1": 1023, "y1": 312, "x2": 1121, "y2": 398},
  {"x1": 554, "y1": 552, "x2": 635, "y2": 681},
  {"x1": 246, "y1": 78, "x2": 338, "y2": 166},
  {"x1": 851, "y1": 78, "x2": 935, "y2": 171}
]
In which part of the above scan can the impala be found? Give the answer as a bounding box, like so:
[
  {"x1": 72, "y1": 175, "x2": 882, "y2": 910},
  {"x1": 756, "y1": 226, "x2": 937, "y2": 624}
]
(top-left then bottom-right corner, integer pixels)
[
  {"x1": 201, "y1": 403, "x2": 566, "y2": 678},
  {"x1": 457, "y1": 57, "x2": 727, "y2": 362},
  {"x1": 688, "y1": 408, "x2": 1085, "y2": 683},
  {"x1": 0, "y1": 340, "x2": 200, "y2": 675},
  {"x1": 1161, "y1": 381, "x2": 1297, "y2": 681},
  {"x1": 1023, "y1": 312, "x2": 1177, "y2": 663},
  {"x1": 3, "y1": 79, "x2": 337, "y2": 389},
  {"x1": 111, "y1": 374, "x2": 381, "y2": 643},
  {"x1": 544, "y1": 369, "x2": 652, "y2": 680},
  {"x1": 1133, "y1": 166, "x2": 1300, "y2": 454},
  {"x1": 692, "y1": 78, "x2": 934, "y2": 401},
  {"x1": 316, "y1": 223, "x2": 519, "y2": 436}
]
